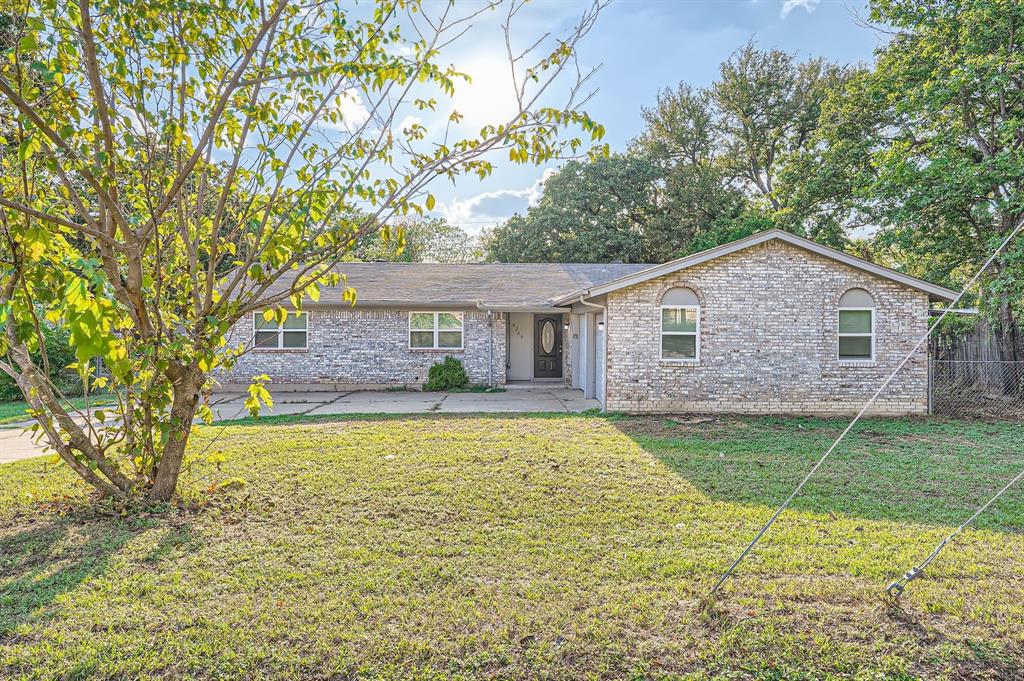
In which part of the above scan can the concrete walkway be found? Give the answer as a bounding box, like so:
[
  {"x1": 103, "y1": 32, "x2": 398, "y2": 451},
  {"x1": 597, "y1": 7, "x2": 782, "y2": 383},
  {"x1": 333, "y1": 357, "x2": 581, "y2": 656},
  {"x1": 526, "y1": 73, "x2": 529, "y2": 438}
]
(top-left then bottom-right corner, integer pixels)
[{"x1": 0, "y1": 387, "x2": 599, "y2": 464}]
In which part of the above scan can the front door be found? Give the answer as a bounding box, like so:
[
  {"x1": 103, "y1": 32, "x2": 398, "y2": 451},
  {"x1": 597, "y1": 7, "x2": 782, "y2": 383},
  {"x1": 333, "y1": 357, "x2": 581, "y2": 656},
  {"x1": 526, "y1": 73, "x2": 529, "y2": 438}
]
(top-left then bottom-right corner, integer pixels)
[{"x1": 534, "y1": 315, "x2": 563, "y2": 378}]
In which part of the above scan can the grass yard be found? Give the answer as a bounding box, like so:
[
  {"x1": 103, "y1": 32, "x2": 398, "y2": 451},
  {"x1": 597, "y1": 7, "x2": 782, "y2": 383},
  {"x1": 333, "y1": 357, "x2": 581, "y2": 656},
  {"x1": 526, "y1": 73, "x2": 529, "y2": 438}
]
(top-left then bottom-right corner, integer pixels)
[
  {"x1": 0, "y1": 395, "x2": 117, "y2": 427},
  {"x1": 1, "y1": 414, "x2": 1023, "y2": 679}
]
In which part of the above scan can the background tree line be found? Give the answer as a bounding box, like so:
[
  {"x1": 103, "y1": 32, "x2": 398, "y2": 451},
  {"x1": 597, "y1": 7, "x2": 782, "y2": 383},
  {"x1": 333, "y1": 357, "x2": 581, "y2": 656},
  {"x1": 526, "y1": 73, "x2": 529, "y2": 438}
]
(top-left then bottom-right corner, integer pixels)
[
  {"x1": 483, "y1": 39, "x2": 851, "y2": 264},
  {"x1": 482, "y1": 0, "x2": 1024, "y2": 362}
]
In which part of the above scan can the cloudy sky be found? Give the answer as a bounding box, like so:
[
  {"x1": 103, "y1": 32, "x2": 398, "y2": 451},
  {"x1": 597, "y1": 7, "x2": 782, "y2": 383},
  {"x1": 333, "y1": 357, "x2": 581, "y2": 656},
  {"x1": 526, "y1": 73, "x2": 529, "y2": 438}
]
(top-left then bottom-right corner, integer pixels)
[{"x1": 410, "y1": 0, "x2": 881, "y2": 235}]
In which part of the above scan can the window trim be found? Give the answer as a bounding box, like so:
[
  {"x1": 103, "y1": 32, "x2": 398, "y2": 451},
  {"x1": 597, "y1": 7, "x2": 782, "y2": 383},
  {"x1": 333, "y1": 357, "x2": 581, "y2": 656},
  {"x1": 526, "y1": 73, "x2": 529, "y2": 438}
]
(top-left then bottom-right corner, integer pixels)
[
  {"x1": 837, "y1": 306, "x2": 874, "y2": 362},
  {"x1": 408, "y1": 311, "x2": 464, "y2": 350},
  {"x1": 659, "y1": 304, "x2": 700, "y2": 362},
  {"x1": 252, "y1": 310, "x2": 309, "y2": 351}
]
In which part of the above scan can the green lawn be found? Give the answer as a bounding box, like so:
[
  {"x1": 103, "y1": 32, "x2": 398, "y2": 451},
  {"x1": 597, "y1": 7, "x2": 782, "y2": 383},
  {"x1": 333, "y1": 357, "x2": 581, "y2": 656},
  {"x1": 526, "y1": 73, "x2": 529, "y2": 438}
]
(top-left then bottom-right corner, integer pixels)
[
  {"x1": 1, "y1": 414, "x2": 1022, "y2": 679},
  {"x1": 0, "y1": 394, "x2": 117, "y2": 426}
]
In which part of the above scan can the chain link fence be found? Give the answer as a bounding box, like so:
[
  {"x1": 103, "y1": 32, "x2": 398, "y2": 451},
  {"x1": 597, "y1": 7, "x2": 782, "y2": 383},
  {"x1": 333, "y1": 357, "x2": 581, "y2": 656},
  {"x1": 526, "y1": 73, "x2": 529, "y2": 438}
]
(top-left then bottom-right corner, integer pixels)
[{"x1": 929, "y1": 360, "x2": 1024, "y2": 419}]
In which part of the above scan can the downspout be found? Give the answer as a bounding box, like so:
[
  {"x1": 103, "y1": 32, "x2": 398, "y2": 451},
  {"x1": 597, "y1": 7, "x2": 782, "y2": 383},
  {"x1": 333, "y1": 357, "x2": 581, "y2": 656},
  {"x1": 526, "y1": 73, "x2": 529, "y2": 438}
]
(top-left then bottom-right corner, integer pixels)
[
  {"x1": 477, "y1": 302, "x2": 493, "y2": 387},
  {"x1": 576, "y1": 294, "x2": 607, "y2": 409}
]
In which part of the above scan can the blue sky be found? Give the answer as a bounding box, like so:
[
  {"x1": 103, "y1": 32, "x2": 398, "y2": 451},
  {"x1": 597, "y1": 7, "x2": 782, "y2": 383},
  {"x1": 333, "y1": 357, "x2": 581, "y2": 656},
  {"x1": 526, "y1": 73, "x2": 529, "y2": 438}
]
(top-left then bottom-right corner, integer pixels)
[{"x1": 427, "y1": 0, "x2": 883, "y2": 234}]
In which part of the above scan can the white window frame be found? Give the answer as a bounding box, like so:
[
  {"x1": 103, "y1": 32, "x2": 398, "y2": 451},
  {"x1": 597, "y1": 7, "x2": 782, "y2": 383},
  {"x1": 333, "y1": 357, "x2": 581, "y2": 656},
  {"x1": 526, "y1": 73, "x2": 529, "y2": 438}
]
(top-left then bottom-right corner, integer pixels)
[
  {"x1": 837, "y1": 307, "x2": 874, "y2": 362},
  {"x1": 660, "y1": 304, "x2": 700, "y2": 362},
  {"x1": 252, "y1": 311, "x2": 309, "y2": 350},
  {"x1": 408, "y1": 311, "x2": 464, "y2": 350}
]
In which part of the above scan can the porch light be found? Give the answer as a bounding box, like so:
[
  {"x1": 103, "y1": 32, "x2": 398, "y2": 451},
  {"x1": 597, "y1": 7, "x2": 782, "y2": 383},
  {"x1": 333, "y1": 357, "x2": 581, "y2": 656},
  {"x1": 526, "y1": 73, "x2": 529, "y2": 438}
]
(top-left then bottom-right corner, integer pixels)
[
  {"x1": 563, "y1": 322, "x2": 570, "y2": 331},
  {"x1": 597, "y1": 320, "x2": 605, "y2": 331}
]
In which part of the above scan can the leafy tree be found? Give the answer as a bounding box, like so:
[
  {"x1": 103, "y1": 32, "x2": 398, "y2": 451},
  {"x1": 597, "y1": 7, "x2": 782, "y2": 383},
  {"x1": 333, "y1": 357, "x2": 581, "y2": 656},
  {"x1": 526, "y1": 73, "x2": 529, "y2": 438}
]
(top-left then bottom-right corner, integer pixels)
[
  {"x1": 633, "y1": 83, "x2": 747, "y2": 257},
  {"x1": 642, "y1": 42, "x2": 851, "y2": 244},
  {"x1": 484, "y1": 154, "x2": 663, "y2": 262},
  {"x1": 805, "y1": 0, "x2": 1024, "y2": 360},
  {"x1": 714, "y1": 41, "x2": 851, "y2": 214},
  {"x1": 0, "y1": 0, "x2": 607, "y2": 501},
  {"x1": 489, "y1": 42, "x2": 851, "y2": 266},
  {"x1": 353, "y1": 217, "x2": 482, "y2": 263}
]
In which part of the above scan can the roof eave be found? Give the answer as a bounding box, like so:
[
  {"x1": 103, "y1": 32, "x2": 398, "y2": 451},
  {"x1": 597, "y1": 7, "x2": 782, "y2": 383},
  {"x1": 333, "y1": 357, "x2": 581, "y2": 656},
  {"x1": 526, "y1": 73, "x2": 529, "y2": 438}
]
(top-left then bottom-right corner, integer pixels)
[
  {"x1": 554, "y1": 229, "x2": 958, "y2": 304},
  {"x1": 303, "y1": 298, "x2": 569, "y2": 311}
]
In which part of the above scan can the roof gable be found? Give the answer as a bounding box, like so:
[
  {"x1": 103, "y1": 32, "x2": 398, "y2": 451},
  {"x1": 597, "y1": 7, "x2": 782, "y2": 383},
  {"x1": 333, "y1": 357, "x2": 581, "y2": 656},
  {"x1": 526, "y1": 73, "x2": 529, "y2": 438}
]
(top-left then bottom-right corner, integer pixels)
[{"x1": 553, "y1": 229, "x2": 958, "y2": 304}]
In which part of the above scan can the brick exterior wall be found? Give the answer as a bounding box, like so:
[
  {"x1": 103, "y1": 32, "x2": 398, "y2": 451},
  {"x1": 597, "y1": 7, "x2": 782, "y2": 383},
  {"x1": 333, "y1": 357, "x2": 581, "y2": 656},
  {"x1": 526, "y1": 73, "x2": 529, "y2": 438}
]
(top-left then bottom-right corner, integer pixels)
[
  {"x1": 603, "y1": 241, "x2": 930, "y2": 415},
  {"x1": 219, "y1": 308, "x2": 506, "y2": 388}
]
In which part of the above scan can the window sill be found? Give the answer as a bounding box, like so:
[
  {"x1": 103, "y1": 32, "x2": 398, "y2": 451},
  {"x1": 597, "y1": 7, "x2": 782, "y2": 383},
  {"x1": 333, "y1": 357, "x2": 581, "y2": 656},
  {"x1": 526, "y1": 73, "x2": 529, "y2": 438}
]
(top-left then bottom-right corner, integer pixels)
[
  {"x1": 838, "y1": 360, "x2": 876, "y2": 367},
  {"x1": 409, "y1": 348, "x2": 464, "y2": 352},
  {"x1": 660, "y1": 359, "x2": 700, "y2": 367},
  {"x1": 253, "y1": 348, "x2": 309, "y2": 353}
]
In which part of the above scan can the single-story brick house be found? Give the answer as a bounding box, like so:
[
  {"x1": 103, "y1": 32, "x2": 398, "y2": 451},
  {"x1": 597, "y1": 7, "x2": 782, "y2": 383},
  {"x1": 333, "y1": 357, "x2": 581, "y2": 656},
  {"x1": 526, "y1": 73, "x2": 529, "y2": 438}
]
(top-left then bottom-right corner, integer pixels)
[{"x1": 222, "y1": 229, "x2": 957, "y2": 415}]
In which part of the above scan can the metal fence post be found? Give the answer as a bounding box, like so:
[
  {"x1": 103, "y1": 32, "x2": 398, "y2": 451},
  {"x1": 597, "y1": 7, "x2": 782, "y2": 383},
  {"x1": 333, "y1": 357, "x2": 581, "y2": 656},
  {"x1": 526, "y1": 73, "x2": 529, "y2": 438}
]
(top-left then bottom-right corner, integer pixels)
[{"x1": 927, "y1": 359, "x2": 933, "y2": 415}]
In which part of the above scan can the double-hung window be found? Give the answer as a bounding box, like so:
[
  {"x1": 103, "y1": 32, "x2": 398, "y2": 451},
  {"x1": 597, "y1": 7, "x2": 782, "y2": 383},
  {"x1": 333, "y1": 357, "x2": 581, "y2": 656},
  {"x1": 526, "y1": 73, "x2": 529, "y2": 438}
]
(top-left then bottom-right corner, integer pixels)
[
  {"x1": 838, "y1": 289, "x2": 874, "y2": 361},
  {"x1": 409, "y1": 312, "x2": 463, "y2": 349},
  {"x1": 254, "y1": 311, "x2": 308, "y2": 349},
  {"x1": 660, "y1": 287, "x2": 700, "y2": 361}
]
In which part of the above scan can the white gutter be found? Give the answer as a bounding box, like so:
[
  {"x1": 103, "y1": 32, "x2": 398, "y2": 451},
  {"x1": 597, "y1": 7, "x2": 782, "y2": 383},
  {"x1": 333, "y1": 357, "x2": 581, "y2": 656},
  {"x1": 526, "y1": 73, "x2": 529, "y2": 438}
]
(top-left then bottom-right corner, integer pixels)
[
  {"x1": 575, "y1": 295, "x2": 607, "y2": 409},
  {"x1": 576, "y1": 294, "x2": 604, "y2": 313}
]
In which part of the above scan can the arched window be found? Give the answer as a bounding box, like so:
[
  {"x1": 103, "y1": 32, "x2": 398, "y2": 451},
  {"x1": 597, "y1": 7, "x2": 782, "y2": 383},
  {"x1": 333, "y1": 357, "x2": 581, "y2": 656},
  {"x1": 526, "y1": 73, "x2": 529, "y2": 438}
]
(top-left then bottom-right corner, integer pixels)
[
  {"x1": 660, "y1": 287, "x2": 700, "y2": 360},
  {"x1": 838, "y1": 288, "x2": 874, "y2": 361}
]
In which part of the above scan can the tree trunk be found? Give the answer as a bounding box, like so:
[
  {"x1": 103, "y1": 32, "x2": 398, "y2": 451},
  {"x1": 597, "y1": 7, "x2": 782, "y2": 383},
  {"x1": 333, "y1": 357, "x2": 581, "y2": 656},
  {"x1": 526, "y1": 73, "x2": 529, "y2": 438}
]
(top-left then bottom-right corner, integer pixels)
[
  {"x1": 147, "y1": 365, "x2": 203, "y2": 502},
  {"x1": 4, "y1": 340, "x2": 133, "y2": 496},
  {"x1": 11, "y1": 367, "x2": 125, "y2": 498},
  {"x1": 996, "y1": 297, "x2": 1022, "y2": 395}
]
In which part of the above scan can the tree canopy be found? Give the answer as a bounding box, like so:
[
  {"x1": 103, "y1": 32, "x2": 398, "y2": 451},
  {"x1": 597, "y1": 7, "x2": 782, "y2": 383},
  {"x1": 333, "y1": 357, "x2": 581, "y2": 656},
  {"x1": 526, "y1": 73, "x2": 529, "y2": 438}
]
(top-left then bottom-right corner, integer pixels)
[
  {"x1": 797, "y1": 0, "x2": 1024, "y2": 357},
  {"x1": 484, "y1": 154, "x2": 661, "y2": 262},
  {"x1": 485, "y1": 41, "x2": 849, "y2": 263},
  {"x1": 353, "y1": 217, "x2": 482, "y2": 263}
]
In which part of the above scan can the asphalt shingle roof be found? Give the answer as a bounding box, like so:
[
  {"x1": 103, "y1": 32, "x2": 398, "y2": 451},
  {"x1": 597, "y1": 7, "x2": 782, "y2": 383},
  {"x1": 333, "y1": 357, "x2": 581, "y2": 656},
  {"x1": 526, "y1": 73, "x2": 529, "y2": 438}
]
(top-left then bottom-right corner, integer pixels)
[{"x1": 273, "y1": 262, "x2": 654, "y2": 308}]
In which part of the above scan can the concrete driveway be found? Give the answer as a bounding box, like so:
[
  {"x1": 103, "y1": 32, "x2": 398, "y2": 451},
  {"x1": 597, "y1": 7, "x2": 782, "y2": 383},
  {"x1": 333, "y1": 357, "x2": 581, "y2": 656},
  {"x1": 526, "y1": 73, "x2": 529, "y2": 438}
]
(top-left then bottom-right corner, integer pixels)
[
  {"x1": 0, "y1": 386, "x2": 599, "y2": 464},
  {"x1": 208, "y1": 385, "x2": 597, "y2": 419}
]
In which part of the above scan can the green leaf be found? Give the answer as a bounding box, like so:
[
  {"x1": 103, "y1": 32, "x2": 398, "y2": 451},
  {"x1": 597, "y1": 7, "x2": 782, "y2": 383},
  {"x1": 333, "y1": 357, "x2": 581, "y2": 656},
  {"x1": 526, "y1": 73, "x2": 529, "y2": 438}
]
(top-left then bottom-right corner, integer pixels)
[{"x1": 18, "y1": 34, "x2": 39, "y2": 53}]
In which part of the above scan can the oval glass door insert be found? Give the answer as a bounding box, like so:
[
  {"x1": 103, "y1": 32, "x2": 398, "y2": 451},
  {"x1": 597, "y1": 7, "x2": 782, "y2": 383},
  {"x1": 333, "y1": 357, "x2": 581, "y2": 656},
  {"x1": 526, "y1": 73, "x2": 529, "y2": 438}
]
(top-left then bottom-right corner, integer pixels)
[{"x1": 541, "y1": 320, "x2": 555, "y2": 354}]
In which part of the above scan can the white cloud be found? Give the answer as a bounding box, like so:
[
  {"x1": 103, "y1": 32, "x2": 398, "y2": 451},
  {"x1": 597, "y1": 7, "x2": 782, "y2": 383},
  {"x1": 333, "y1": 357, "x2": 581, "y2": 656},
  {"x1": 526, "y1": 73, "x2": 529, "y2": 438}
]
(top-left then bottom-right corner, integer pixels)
[
  {"x1": 398, "y1": 115, "x2": 422, "y2": 132},
  {"x1": 328, "y1": 89, "x2": 371, "y2": 132},
  {"x1": 439, "y1": 169, "x2": 555, "y2": 234},
  {"x1": 780, "y1": 0, "x2": 821, "y2": 18}
]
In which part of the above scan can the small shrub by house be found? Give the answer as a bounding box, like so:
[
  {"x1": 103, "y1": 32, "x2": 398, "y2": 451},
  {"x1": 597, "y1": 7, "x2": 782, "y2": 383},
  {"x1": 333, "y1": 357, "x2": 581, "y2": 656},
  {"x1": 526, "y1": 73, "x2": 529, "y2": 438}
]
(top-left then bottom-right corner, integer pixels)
[{"x1": 424, "y1": 356, "x2": 469, "y2": 391}]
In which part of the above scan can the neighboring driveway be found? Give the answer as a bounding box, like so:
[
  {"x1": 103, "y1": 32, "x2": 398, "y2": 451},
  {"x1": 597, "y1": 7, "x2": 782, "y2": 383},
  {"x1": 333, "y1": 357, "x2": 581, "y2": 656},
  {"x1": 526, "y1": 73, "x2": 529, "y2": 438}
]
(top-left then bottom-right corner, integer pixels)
[{"x1": 0, "y1": 387, "x2": 599, "y2": 464}]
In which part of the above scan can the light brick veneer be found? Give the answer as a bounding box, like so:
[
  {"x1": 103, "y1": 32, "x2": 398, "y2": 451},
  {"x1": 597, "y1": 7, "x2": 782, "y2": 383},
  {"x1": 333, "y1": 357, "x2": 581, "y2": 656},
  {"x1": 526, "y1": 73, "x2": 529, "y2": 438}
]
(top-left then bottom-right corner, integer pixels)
[
  {"x1": 219, "y1": 308, "x2": 506, "y2": 388},
  {"x1": 603, "y1": 241, "x2": 930, "y2": 415}
]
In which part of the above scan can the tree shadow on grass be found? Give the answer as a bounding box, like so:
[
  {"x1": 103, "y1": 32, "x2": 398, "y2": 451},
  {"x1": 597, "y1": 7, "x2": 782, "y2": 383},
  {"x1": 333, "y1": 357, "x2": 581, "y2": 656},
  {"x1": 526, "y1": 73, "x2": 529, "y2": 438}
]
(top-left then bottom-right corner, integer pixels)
[
  {"x1": 610, "y1": 414, "x2": 1024, "y2": 531},
  {"x1": 0, "y1": 517, "x2": 152, "y2": 636}
]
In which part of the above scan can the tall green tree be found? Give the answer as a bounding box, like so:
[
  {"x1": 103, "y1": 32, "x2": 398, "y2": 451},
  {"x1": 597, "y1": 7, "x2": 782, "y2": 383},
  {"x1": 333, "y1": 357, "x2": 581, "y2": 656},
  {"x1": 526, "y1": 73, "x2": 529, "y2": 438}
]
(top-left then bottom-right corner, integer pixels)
[
  {"x1": 489, "y1": 41, "x2": 850, "y2": 265},
  {"x1": 633, "y1": 83, "x2": 748, "y2": 257},
  {"x1": 714, "y1": 41, "x2": 851, "y2": 216},
  {"x1": 484, "y1": 154, "x2": 663, "y2": 262},
  {"x1": 805, "y1": 0, "x2": 1024, "y2": 360},
  {"x1": 0, "y1": 0, "x2": 607, "y2": 501}
]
